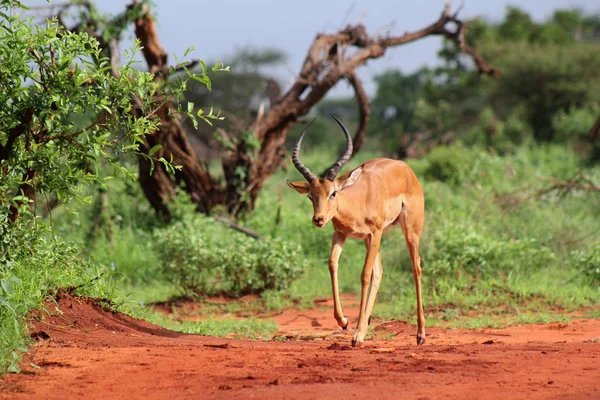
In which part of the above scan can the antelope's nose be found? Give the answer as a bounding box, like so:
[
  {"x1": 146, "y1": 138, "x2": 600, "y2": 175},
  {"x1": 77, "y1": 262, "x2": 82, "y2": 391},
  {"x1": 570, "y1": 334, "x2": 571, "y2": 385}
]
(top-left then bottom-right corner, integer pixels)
[{"x1": 313, "y1": 216, "x2": 325, "y2": 226}]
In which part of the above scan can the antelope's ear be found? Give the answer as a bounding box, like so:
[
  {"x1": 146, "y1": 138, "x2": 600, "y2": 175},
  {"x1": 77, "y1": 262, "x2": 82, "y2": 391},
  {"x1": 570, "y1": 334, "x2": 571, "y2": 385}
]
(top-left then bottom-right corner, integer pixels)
[
  {"x1": 338, "y1": 166, "x2": 363, "y2": 191},
  {"x1": 286, "y1": 180, "x2": 310, "y2": 194}
]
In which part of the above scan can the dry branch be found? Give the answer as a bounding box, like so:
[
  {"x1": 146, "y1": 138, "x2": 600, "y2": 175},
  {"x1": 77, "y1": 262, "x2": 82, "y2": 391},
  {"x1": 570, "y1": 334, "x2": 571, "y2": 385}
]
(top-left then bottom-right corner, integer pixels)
[
  {"x1": 346, "y1": 70, "x2": 370, "y2": 155},
  {"x1": 129, "y1": 3, "x2": 224, "y2": 218},
  {"x1": 536, "y1": 174, "x2": 600, "y2": 194},
  {"x1": 495, "y1": 170, "x2": 600, "y2": 210},
  {"x1": 171, "y1": 59, "x2": 204, "y2": 74},
  {"x1": 133, "y1": 1, "x2": 500, "y2": 215},
  {"x1": 214, "y1": 217, "x2": 263, "y2": 240},
  {"x1": 132, "y1": 3, "x2": 167, "y2": 75}
]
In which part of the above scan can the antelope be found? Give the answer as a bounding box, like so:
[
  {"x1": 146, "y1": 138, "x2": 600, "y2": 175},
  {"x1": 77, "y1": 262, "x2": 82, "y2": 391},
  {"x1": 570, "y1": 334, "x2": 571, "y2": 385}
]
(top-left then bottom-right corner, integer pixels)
[{"x1": 286, "y1": 114, "x2": 425, "y2": 347}]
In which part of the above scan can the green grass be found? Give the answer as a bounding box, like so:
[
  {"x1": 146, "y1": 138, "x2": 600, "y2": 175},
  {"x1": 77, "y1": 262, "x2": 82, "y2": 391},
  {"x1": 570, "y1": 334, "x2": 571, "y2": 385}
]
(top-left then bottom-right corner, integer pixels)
[
  {"x1": 142, "y1": 311, "x2": 277, "y2": 339},
  {"x1": 65, "y1": 144, "x2": 600, "y2": 319}
]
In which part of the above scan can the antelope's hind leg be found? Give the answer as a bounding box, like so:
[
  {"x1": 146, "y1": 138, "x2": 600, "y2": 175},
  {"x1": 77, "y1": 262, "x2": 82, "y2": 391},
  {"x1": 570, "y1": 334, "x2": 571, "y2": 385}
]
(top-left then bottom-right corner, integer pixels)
[{"x1": 399, "y1": 203, "x2": 426, "y2": 345}]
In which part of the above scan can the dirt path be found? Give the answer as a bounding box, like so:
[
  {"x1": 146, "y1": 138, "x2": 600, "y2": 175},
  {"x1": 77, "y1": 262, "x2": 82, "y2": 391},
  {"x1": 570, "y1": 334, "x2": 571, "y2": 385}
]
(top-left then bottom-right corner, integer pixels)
[{"x1": 1, "y1": 293, "x2": 599, "y2": 400}]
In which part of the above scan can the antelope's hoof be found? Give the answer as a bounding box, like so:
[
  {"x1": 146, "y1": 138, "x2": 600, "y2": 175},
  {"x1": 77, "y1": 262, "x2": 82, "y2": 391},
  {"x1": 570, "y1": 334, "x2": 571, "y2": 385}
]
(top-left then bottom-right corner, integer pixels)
[
  {"x1": 368, "y1": 316, "x2": 372, "y2": 325},
  {"x1": 416, "y1": 336, "x2": 426, "y2": 345},
  {"x1": 352, "y1": 331, "x2": 364, "y2": 347},
  {"x1": 340, "y1": 317, "x2": 349, "y2": 331}
]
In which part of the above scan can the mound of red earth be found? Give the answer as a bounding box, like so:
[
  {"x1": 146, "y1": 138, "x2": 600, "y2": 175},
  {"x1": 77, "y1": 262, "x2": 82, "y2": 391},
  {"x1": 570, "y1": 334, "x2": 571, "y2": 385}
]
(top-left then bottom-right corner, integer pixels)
[{"x1": 1, "y1": 292, "x2": 599, "y2": 400}]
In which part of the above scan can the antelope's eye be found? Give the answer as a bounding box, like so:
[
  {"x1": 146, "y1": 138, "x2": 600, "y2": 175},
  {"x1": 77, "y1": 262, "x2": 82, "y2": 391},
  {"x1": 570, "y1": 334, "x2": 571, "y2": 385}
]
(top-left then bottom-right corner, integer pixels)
[{"x1": 330, "y1": 191, "x2": 337, "y2": 199}]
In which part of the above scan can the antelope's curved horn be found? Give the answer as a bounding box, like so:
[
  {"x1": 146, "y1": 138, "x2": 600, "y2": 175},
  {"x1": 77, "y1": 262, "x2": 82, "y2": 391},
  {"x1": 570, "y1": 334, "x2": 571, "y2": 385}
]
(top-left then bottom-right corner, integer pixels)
[
  {"x1": 323, "y1": 114, "x2": 353, "y2": 181},
  {"x1": 292, "y1": 117, "x2": 317, "y2": 182}
]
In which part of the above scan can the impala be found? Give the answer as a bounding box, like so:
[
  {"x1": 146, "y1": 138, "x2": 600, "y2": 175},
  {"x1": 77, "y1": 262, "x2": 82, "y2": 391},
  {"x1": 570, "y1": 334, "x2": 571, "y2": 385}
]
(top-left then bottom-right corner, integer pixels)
[{"x1": 287, "y1": 114, "x2": 425, "y2": 347}]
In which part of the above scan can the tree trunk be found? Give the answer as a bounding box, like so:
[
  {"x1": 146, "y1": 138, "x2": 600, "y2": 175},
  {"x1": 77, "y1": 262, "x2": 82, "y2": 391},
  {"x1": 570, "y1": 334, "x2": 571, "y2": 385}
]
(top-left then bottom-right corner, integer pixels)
[{"x1": 131, "y1": 8, "x2": 224, "y2": 219}]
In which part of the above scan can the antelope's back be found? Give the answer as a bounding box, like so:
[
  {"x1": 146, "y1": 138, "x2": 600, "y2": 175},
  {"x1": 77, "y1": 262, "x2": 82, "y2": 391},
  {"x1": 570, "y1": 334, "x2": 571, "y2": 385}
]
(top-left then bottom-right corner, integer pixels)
[
  {"x1": 341, "y1": 158, "x2": 423, "y2": 228},
  {"x1": 352, "y1": 158, "x2": 422, "y2": 197}
]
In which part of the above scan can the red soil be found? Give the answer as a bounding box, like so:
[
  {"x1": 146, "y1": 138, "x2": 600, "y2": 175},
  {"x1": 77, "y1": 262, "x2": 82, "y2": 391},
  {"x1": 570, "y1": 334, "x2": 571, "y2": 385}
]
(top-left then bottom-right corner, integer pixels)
[{"x1": 1, "y1": 292, "x2": 599, "y2": 400}]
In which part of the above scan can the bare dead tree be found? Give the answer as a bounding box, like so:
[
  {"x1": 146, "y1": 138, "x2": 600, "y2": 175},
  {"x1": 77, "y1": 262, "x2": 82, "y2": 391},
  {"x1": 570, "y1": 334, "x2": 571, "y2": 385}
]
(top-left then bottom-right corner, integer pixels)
[{"x1": 43, "y1": 1, "x2": 499, "y2": 219}]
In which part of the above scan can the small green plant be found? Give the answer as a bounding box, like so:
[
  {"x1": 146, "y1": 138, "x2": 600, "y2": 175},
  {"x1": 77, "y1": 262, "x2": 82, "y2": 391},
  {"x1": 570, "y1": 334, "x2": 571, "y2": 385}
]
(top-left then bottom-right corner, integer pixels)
[
  {"x1": 139, "y1": 306, "x2": 277, "y2": 339},
  {"x1": 422, "y1": 143, "x2": 476, "y2": 185},
  {"x1": 154, "y1": 210, "x2": 306, "y2": 297},
  {"x1": 425, "y1": 223, "x2": 556, "y2": 279},
  {"x1": 572, "y1": 243, "x2": 600, "y2": 287}
]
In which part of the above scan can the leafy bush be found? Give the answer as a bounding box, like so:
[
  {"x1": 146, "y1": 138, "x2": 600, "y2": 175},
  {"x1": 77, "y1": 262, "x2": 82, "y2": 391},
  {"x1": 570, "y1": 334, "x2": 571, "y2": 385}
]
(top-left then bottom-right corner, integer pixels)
[
  {"x1": 475, "y1": 107, "x2": 534, "y2": 155},
  {"x1": 0, "y1": 219, "x2": 109, "y2": 373},
  {"x1": 154, "y1": 212, "x2": 305, "y2": 297},
  {"x1": 485, "y1": 42, "x2": 600, "y2": 141},
  {"x1": 422, "y1": 143, "x2": 476, "y2": 184},
  {"x1": 425, "y1": 224, "x2": 556, "y2": 280},
  {"x1": 50, "y1": 179, "x2": 163, "y2": 285},
  {"x1": 552, "y1": 106, "x2": 599, "y2": 144},
  {"x1": 0, "y1": 3, "x2": 162, "y2": 217},
  {"x1": 572, "y1": 243, "x2": 600, "y2": 287}
]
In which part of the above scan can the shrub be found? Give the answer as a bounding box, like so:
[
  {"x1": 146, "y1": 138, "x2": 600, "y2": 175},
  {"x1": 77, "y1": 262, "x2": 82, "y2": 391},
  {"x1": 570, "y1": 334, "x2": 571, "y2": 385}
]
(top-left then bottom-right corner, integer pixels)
[
  {"x1": 572, "y1": 243, "x2": 600, "y2": 287},
  {"x1": 0, "y1": 218, "x2": 106, "y2": 373},
  {"x1": 154, "y1": 213, "x2": 305, "y2": 297},
  {"x1": 422, "y1": 143, "x2": 476, "y2": 185},
  {"x1": 552, "y1": 106, "x2": 599, "y2": 144},
  {"x1": 425, "y1": 224, "x2": 556, "y2": 280}
]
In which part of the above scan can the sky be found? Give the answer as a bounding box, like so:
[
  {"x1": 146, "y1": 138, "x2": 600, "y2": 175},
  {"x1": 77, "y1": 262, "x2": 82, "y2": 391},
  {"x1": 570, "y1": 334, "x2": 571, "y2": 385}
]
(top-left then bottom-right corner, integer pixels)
[{"x1": 26, "y1": 0, "x2": 600, "y2": 97}]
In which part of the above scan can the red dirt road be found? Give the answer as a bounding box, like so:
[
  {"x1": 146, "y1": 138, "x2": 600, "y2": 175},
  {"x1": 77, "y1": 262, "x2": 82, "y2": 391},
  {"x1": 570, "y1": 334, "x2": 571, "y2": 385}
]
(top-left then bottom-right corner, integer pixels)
[{"x1": 1, "y1": 293, "x2": 599, "y2": 400}]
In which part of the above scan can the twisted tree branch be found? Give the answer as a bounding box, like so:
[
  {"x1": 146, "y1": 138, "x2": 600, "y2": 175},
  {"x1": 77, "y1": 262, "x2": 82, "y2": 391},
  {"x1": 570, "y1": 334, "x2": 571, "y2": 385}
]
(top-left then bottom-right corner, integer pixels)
[{"x1": 345, "y1": 71, "x2": 370, "y2": 156}]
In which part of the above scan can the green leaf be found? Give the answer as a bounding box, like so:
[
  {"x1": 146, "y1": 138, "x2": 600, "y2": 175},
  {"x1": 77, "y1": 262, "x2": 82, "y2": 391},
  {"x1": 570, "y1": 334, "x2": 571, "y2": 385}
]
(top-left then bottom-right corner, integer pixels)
[
  {"x1": 100, "y1": 104, "x2": 112, "y2": 114},
  {"x1": 189, "y1": 115, "x2": 198, "y2": 129},
  {"x1": 212, "y1": 61, "x2": 230, "y2": 72},
  {"x1": 0, "y1": 297, "x2": 15, "y2": 314},
  {"x1": 0, "y1": 280, "x2": 12, "y2": 294},
  {"x1": 183, "y1": 45, "x2": 195, "y2": 58},
  {"x1": 148, "y1": 144, "x2": 162, "y2": 156},
  {"x1": 11, "y1": 196, "x2": 33, "y2": 203}
]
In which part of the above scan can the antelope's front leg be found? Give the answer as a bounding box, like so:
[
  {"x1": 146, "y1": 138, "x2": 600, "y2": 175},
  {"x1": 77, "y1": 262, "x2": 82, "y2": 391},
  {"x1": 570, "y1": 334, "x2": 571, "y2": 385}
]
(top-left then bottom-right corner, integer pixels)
[
  {"x1": 329, "y1": 231, "x2": 348, "y2": 329},
  {"x1": 352, "y1": 230, "x2": 382, "y2": 347}
]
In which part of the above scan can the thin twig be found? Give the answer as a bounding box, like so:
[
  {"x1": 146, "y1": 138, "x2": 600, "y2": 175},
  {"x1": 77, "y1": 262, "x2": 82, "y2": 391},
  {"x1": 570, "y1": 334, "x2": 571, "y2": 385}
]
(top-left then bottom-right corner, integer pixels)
[
  {"x1": 495, "y1": 171, "x2": 600, "y2": 210},
  {"x1": 39, "y1": 113, "x2": 107, "y2": 143},
  {"x1": 214, "y1": 216, "x2": 264, "y2": 240}
]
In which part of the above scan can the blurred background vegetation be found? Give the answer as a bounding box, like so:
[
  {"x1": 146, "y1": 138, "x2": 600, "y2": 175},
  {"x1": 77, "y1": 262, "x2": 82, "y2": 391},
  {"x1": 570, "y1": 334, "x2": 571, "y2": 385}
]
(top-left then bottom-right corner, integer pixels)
[{"x1": 2, "y1": 1, "x2": 600, "y2": 373}]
